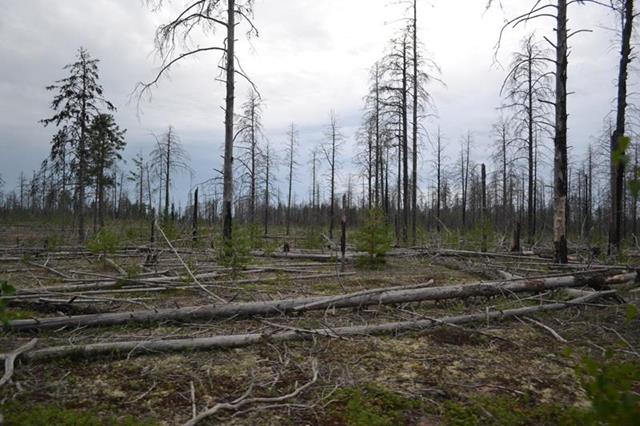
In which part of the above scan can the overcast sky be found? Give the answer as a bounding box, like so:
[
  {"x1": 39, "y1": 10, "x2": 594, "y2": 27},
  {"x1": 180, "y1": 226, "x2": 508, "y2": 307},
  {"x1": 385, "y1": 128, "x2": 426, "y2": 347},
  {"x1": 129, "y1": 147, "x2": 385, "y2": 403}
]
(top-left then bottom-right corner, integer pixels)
[{"x1": 0, "y1": 0, "x2": 629, "y2": 207}]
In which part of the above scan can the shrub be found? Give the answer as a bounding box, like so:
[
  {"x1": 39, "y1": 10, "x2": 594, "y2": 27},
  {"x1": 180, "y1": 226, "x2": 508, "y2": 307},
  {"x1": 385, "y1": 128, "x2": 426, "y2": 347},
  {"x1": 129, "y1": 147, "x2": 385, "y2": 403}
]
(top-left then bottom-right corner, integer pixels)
[
  {"x1": 353, "y1": 209, "x2": 393, "y2": 268},
  {"x1": 575, "y1": 354, "x2": 640, "y2": 425},
  {"x1": 86, "y1": 228, "x2": 120, "y2": 256},
  {"x1": 218, "y1": 226, "x2": 252, "y2": 273},
  {"x1": 1, "y1": 281, "x2": 16, "y2": 325}
]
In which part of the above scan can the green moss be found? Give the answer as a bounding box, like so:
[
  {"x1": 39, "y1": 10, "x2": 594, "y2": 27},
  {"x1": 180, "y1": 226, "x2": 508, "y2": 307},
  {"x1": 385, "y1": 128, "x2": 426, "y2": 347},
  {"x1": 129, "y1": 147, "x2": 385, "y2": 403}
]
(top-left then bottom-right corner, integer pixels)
[
  {"x1": 327, "y1": 383, "x2": 423, "y2": 426},
  {"x1": 2, "y1": 403, "x2": 157, "y2": 426},
  {"x1": 443, "y1": 396, "x2": 579, "y2": 426}
]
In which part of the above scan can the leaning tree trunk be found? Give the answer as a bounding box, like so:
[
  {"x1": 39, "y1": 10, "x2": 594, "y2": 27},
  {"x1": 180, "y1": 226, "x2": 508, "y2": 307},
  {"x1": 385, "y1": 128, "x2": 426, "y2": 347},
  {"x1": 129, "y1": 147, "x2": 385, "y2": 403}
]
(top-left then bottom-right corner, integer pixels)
[
  {"x1": 553, "y1": 0, "x2": 569, "y2": 264},
  {"x1": 222, "y1": 0, "x2": 236, "y2": 244},
  {"x1": 609, "y1": 0, "x2": 634, "y2": 256}
]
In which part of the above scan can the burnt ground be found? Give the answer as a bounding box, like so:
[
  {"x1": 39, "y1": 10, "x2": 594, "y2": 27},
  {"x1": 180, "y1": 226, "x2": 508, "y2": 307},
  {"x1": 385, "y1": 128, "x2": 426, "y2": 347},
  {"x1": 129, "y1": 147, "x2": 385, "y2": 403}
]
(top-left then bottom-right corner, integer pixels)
[{"x1": 0, "y1": 226, "x2": 639, "y2": 425}]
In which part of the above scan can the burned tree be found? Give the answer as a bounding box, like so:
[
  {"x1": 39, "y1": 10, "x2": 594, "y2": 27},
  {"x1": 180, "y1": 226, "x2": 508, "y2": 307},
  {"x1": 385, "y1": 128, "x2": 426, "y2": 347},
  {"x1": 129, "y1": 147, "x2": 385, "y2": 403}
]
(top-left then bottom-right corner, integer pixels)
[
  {"x1": 609, "y1": 0, "x2": 635, "y2": 255},
  {"x1": 137, "y1": 0, "x2": 258, "y2": 246},
  {"x1": 150, "y1": 126, "x2": 190, "y2": 221},
  {"x1": 322, "y1": 111, "x2": 344, "y2": 240},
  {"x1": 235, "y1": 90, "x2": 263, "y2": 225},
  {"x1": 501, "y1": 34, "x2": 552, "y2": 245},
  {"x1": 285, "y1": 123, "x2": 299, "y2": 236}
]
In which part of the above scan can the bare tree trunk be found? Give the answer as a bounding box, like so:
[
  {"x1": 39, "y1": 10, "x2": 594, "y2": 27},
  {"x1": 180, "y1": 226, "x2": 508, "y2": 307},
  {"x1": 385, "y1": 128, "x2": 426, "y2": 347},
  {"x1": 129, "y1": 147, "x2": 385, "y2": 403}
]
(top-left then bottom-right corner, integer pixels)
[
  {"x1": 609, "y1": 0, "x2": 634, "y2": 256},
  {"x1": 192, "y1": 187, "x2": 199, "y2": 243},
  {"x1": 553, "y1": 0, "x2": 569, "y2": 263},
  {"x1": 481, "y1": 163, "x2": 487, "y2": 252},
  {"x1": 375, "y1": 63, "x2": 381, "y2": 207},
  {"x1": 286, "y1": 124, "x2": 295, "y2": 236},
  {"x1": 402, "y1": 36, "x2": 409, "y2": 244},
  {"x1": 164, "y1": 128, "x2": 172, "y2": 221},
  {"x1": 527, "y1": 48, "x2": 535, "y2": 245},
  {"x1": 436, "y1": 128, "x2": 442, "y2": 233},
  {"x1": 411, "y1": 0, "x2": 419, "y2": 244},
  {"x1": 264, "y1": 145, "x2": 270, "y2": 236},
  {"x1": 6, "y1": 274, "x2": 627, "y2": 332},
  {"x1": 222, "y1": 0, "x2": 236, "y2": 244}
]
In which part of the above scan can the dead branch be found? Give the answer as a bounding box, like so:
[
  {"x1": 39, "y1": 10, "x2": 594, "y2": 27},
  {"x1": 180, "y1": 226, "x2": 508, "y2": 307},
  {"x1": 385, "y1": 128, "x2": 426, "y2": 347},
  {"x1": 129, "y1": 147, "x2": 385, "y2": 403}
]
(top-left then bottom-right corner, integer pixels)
[
  {"x1": 5, "y1": 291, "x2": 613, "y2": 362},
  {"x1": 0, "y1": 339, "x2": 38, "y2": 387},
  {"x1": 156, "y1": 222, "x2": 226, "y2": 303},
  {"x1": 183, "y1": 360, "x2": 318, "y2": 426},
  {"x1": 5, "y1": 271, "x2": 632, "y2": 332}
]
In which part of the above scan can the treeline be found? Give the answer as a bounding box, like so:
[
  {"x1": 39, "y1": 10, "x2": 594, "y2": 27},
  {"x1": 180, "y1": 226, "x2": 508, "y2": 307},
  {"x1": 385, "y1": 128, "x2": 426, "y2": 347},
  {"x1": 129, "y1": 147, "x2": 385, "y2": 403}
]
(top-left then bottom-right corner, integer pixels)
[{"x1": 0, "y1": 1, "x2": 638, "y2": 262}]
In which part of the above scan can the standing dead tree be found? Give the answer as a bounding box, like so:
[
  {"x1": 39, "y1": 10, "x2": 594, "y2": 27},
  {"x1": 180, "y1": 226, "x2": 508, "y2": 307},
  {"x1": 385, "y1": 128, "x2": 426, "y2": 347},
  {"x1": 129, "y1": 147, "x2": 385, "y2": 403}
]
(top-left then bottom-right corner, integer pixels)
[
  {"x1": 322, "y1": 111, "x2": 344, "y2": 239},
  {"x1": 491, "y1": 0, "x2": 596, "y2": 263},
  {"x1": 609, "y1": 0, "x2": 635, "y2": 256},
  {"x1": 501, "y1": 34, "x2": 553, "y2": 245},
  {"x1": 136, "y1": 0, "x2": 258, "y2": 246},
  {"x1": 235, "y1": 90, "x2": 263, "y2": 225},
  {"x1": 285, "y1": 123, "x2": 299, "y2": 235},
  {"x1": 150, "y1": 126, "x2": 190, "y2": 221}
]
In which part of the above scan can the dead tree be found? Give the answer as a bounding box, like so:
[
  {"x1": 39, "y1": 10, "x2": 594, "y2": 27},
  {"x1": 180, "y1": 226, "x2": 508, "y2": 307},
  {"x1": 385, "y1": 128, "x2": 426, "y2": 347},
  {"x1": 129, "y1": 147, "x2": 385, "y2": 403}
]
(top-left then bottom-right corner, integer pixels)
[
  {"x1": 501, "y1": 34, "x2": 552, "y2": 245},
  {"x1": 322, "y1": 111, "x2": 343, "y2": 239},
  {"x1": 492, "y1": 0, "x2": 587, "y2": 263},
  {"x1": 609, "y1": 0, "x2": 635, "y2": 255},
  {"x1": 236, "y1": 90, "x2": 263, "y2": 225},
  {"x1": 262, "y1": 141, "x2": 277, "y2": 236},
  {"x1": 136, "y1": 0, "x2": 258, "y2": 246},
  {"x1": 285, "y1": 123, "x2": 298, "y2": 235},
  {"x1": 460, "y1": 133, "x2": 472, "y2": 231},
  {"x1": 150, "y1": 126, "x2": 190, "y2": 221}
]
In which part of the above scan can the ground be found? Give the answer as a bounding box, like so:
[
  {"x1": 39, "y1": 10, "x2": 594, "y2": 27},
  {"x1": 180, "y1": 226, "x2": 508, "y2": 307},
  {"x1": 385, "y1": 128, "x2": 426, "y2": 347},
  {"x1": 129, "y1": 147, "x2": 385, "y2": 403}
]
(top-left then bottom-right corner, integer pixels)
[{"x1": 0, "y1": 222, "x2": 639, "y2": 425}]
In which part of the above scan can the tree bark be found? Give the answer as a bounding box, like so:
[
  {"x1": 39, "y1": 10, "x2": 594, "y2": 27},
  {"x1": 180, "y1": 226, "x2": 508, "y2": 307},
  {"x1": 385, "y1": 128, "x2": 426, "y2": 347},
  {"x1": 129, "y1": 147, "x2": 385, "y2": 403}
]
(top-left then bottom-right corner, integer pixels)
[
  {"x1": 7, "y1": 291, "x2": 612, "y2": 362},
  {"x1": 609, "y1": 0, "x2": 634, "y2": 256},
  {"x1": 6, "y1": 271, "x2": 631, "y2": 332},
  {"x1": 553, "y1": 0, "x2": 569, "y2": 263},
  {"x1": 222, "y1": 0, "x2": 236, "y2": 244}
]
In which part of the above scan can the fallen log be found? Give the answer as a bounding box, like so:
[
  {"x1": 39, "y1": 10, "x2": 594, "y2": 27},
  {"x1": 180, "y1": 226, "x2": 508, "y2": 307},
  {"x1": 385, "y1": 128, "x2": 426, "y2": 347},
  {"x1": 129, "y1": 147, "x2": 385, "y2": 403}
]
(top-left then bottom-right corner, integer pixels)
[
  {"x1": 4, "y1": 271, "x2": 634, "y2": 332},
  {"x1": 7, "y1": 291, "x2": 613, "y2": 362}
]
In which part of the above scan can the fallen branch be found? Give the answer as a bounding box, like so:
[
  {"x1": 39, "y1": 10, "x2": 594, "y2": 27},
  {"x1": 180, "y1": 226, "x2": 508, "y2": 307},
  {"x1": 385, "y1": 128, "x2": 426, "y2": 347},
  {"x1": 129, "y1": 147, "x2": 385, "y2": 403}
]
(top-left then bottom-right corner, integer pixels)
[
  {"x1": 184, "y1": 360, "x2": 318, "y2": 426},
  {"x1": 524, "y1": 317, "x2": 568, "y2": 342},
  {"x1": 5, "y1": 291, "x2": 614, "y2": 362},
  {"x1": 156, "y1": 222, "x2": 226, "y2": 304},
  {"x1": 0, "y1": 338, "x2": 38, "y2": 387},
  {"x1": 5, "y1": 271, "x2": 632, "y2": 332}
]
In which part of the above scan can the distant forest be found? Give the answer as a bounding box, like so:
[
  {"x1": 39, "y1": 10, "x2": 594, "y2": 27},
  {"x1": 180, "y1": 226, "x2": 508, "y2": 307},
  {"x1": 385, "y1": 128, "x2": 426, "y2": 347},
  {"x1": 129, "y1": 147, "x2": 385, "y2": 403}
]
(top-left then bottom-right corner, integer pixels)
[{"x1": 0, "y1": 0, "x2": 637, "y2": 263}]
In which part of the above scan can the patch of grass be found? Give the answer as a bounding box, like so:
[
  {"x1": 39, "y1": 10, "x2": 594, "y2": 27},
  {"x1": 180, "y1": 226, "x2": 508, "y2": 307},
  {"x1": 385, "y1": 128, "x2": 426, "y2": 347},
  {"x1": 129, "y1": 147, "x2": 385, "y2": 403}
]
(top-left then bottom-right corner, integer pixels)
[
  {"x1": 575, "y1": 354, "x2": 640, "y2": 425},
  {"x1": 327, "y1": 383, "x2": 423, "y2": 426},
  {"x1": 443, "y1": 395, "x2": 576, "y2": 426},
  {"x1": 2, "y1": 402, "x2": 157, "y2": 426},
  {"x1": 0, "y1": 281, "x2": 16, "y2": 324}
]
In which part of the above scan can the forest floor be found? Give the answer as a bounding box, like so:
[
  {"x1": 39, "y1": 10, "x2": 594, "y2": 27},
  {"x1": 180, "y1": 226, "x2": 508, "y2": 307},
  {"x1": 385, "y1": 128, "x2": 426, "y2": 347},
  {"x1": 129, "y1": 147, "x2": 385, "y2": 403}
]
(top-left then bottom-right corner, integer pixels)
[{"x1": 0, "y1": 223, "x2": 639, "y2": 425}]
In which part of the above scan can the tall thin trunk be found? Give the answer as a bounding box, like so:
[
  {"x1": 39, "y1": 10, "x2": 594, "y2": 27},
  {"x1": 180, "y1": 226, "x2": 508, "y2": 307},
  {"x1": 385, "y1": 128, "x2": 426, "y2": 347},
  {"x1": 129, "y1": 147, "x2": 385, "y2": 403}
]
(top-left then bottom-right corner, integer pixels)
[
  {"x1": 411, "y1": 0, "x2": 419, "y2": 244},
  {"x1": 401, "y1": 37, "x2": 409, "y2": 244},
  {"x1": 527, "y1": 47, "x2": 535, "y2": 245},
  {"x1": 286, "y1": 123, "x2": 295, "y2": 236},
  {"x1": 250, "y1": 101, "x2": 256, "y2": 224},
  {"x1": 609, "y1": 0, "x2": 634, "y2": 255},
  {"x1": 264, "y1": 145, "x2": 270, "y2": 236},
  {"x1": 374, "y1": 63, "x2": 381, "y2": 207},
  {"x1": 553, "y1": 0, "x2": 569, "y2": 263},
  {"x1": 222, "y1": 0, "x2": 236, "y2": 244},
  {"x1": 436, "y1": 128, "x2": 442, "y2": 232},
  {"x1": 164, "y1": 128, "x2": 171, "y2": 220},
  {"x1": 77, "y1": 60, "x2": 88, "y2": 242}
]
